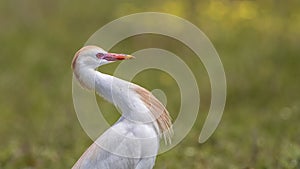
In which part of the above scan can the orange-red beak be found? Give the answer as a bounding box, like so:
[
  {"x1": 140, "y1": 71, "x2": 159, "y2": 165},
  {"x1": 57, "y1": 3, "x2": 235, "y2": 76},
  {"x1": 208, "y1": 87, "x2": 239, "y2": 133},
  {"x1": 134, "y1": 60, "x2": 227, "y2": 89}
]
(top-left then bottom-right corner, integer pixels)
[{"x1": 99, "y1": 53, "x2": 135, "y2": 61}]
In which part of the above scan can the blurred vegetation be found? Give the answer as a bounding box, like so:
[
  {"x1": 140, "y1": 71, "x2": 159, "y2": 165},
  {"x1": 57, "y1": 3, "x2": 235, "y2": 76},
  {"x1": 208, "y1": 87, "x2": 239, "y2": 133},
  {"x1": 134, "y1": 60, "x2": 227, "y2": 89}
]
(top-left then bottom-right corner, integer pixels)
[{"x1": 1, "y1": 0, "x2": 300, "y2": 168}]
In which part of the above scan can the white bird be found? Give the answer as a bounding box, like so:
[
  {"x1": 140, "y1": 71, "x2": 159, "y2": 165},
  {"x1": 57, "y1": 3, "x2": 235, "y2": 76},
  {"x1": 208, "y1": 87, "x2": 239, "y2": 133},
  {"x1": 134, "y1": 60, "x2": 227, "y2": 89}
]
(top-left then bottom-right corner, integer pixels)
[{"x1": 71, "y1": 46, "x2": 173, "y2": 169}]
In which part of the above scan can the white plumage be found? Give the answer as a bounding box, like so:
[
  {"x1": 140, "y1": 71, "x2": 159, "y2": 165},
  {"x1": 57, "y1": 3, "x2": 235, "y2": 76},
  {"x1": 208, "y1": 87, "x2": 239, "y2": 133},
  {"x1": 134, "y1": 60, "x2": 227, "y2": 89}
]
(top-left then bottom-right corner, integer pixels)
[{"x1": 71, "y1": 46, "x2": 173, "y2": 169}]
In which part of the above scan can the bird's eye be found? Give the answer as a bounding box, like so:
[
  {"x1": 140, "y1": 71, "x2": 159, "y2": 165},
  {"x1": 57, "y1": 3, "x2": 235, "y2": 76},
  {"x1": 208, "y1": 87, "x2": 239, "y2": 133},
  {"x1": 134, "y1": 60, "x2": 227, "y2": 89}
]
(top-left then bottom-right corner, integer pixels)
[{"x1": 96, "y1": 53, "x2": 105, "y2": 59}]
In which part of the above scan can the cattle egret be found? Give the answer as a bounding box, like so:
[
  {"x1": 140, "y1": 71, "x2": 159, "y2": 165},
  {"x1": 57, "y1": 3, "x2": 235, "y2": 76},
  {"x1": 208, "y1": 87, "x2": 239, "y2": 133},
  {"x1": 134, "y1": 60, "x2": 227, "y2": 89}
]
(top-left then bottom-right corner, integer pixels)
[{"x1": 71, "y1": 46, "x2": 173, "y2": 169}]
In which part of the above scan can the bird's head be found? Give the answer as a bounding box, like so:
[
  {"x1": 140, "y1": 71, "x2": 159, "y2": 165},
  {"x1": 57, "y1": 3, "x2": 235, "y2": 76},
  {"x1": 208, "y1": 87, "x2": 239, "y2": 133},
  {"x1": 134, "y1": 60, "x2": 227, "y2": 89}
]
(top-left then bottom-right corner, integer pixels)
[{"x1": 72, "y1": 45, "x2": 134, "y2": 70}]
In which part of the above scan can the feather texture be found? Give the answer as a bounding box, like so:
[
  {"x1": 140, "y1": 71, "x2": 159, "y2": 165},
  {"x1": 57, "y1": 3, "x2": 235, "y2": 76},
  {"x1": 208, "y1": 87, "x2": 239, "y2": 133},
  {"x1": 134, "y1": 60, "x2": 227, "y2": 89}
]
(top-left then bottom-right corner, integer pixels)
[{"x1": 134, "y1": 86, "x2": 173, "y2": 144}]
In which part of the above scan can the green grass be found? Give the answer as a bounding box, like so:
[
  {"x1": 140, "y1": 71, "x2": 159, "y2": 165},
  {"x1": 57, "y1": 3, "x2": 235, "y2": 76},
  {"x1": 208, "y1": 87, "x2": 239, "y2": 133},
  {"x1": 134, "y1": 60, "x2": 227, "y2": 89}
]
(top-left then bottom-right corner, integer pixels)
[{"x1": 0, "y1": 0, "x2": 300, "y2": 168}]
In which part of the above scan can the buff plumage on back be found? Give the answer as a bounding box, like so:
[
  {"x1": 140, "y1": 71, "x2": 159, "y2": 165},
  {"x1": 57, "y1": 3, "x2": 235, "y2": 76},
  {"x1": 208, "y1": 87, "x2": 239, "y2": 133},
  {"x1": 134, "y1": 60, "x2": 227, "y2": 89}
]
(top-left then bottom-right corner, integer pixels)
[{"x1": 134, "y1": 86, "x2": 173, "y2": 144}]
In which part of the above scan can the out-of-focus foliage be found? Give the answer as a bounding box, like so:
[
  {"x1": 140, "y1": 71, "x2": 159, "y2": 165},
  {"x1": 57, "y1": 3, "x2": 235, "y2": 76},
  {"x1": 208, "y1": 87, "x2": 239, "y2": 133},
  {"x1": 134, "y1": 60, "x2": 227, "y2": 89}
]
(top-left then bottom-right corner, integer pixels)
[{"x1": 0, "y1": 0, "x2": 299, "y2": 168}]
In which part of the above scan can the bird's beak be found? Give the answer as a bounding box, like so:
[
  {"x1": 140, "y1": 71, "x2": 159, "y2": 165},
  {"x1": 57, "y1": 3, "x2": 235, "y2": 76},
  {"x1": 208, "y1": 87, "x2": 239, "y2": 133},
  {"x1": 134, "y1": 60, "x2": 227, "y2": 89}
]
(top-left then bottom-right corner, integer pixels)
[{"x1": 103, "y1": 53, "x2": 135, "y2": 61}]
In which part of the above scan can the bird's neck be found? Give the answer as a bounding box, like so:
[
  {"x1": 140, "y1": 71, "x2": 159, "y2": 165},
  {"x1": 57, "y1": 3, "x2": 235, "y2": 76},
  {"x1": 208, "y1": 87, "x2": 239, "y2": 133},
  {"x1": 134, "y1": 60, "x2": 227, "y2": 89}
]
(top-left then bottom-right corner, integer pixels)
[{"x1": 74, "y1": 67, "x2": 155, "y2": 124}]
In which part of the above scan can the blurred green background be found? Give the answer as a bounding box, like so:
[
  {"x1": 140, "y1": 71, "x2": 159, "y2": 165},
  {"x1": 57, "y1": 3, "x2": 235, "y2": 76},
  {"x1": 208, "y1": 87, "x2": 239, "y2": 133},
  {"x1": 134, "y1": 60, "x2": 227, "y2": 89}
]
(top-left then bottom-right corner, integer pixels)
[{"x1": 1, "y1": 0, "x2": 300, "y2": 168}]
